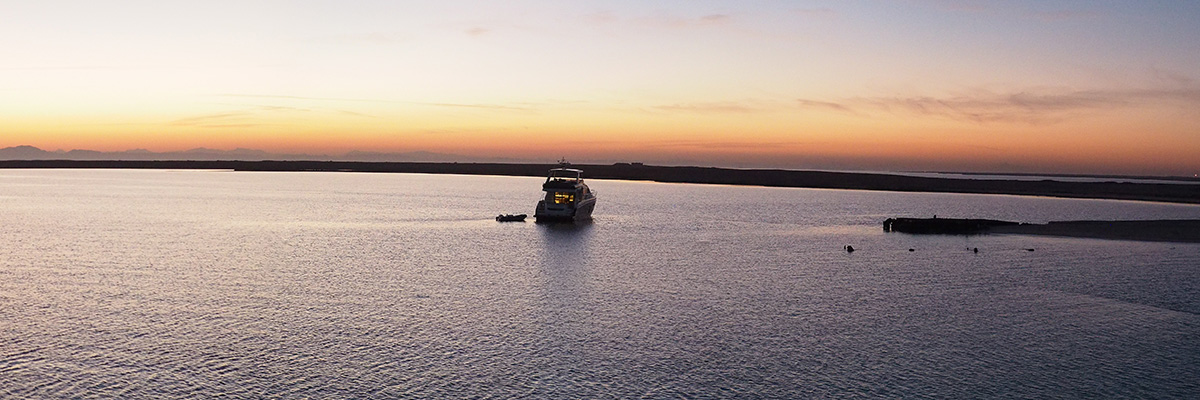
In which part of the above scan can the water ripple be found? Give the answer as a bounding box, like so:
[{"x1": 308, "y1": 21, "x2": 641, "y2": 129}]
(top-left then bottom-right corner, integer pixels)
[{"x1": 2, "y1": 170, "x2": 1199, "y2": 398}]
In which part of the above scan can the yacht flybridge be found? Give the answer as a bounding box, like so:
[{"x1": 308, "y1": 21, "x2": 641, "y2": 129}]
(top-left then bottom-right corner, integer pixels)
[{"x1": 534, "y1": 166, "x2": 596, "y2": 222}]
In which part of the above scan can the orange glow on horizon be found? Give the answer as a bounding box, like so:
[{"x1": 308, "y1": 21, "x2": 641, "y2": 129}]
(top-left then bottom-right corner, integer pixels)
[
  {"x1": 3, "y1": 2, "x2": 1199, "y2": 176},
  {"x1": 4, "y1": 104, "x2": 1199, "y2": 176}
]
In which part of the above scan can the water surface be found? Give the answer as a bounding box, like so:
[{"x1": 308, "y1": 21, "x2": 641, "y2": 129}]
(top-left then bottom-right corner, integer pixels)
[{"x1": 2, "y1": 170, "x2": 1199, "y2": 398}]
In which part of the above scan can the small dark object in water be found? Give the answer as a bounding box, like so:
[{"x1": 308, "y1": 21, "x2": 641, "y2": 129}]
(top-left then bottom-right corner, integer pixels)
[
  {"x1": 845, "y1": 245, "x2": 855, "y2": 253},
  {"x1": 1024, "y1": 248, "x2": 1035, "y2": 252},
  {"x1": 973, "y1": 247, "x2": 979, "y2": 253},
  {"x1": 496, "y1": 214, "x2": 527, "y2": 222},
  {"x1": 908, "y1": 248, "x2": 915, "y2": 252}
]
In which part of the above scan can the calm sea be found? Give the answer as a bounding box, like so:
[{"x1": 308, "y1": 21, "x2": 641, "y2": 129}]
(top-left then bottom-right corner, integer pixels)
[{"x1": 2, "y1": 169, "x2": 1199, "y2": 399}]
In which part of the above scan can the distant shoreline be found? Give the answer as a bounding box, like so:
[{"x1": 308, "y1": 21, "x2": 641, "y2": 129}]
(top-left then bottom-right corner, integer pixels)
[
  {"x1": 916, "y1": 170, "x2": 1200, "y2": 183},
  {"x1": 3, "y1": 160, "x2": 1199, "y2": 205}
]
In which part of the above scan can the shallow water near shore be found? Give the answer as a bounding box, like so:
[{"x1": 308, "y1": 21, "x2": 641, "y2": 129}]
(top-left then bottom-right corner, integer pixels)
[{"x1": 3, "y1": 169, "x2": 1200, "y2": 398}]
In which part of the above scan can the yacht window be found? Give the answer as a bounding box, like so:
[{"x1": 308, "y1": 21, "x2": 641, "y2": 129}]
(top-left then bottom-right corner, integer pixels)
[{"x1": 553, "y1": 192, "x2": 575, "y2": 204}]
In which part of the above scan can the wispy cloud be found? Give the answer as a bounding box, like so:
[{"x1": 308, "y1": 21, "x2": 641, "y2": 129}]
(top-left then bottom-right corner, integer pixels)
[
  {"x1": 650, "y1": 102, "x2": 756, "y2": 114},
  {"x1": 584, "y1": 10, "x2": 735, "y2": 30},
  {"x1": 169, "y1": 100, "x2": 383, "y2": 128},
  {"x1": 1151, "y1": 68, "x2": 1195, "y2": 86},
  {"x1": 169, "y1": 112, "x2": 255, "y2": 128},
  {"x1": 465, "y1": 27, "x2": 491, "y2": 37},
  {"x1": 203, "y1": 102, "x2": 380, "y2": 120},
  {"x1": 698, "y1": 14, "x2": 732, "y2": 24},
  {"x1": 191, "y1": 124, "x2": 260, "y2": 129},
  {"x1": 636, "y1": 13, "x2": 733, "y2": 29},
  {"x1": 797, "y1": 99, "x2": 855, "y2": 113},
  {"x1": 644, "y1": 139, "x2": 809, "y2": 150},
  {"x1": 213, "y1": 94, "x2": 534, "y2": 112},
  {"x1": 217, "y1": 93, "x2": 382, "y2": 103},
  {"x1": 253, "y1": 105, "x2": 312, "y2": 113},
  {"x1": 424, "y1": 102, "x2": 532, "y2": 111},
  {"x1": 337, "y1": 109, "x2": 379, "y2": 119},
  {"x1": 797, "y1": 87, "x2": 1200, "y2": 124},
  {"x1": 561, "y1": 138, "x2": 810, "y2": 151}
]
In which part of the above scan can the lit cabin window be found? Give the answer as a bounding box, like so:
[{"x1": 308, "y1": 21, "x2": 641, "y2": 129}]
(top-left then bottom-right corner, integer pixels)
[{"x1": 553, "y1": 192, "x2": 575, "y2": 204}]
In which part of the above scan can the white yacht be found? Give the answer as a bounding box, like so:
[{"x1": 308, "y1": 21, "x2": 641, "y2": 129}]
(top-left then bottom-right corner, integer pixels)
[{"x1": 534, "y1": 167, "x2": 596, "y2": 222}]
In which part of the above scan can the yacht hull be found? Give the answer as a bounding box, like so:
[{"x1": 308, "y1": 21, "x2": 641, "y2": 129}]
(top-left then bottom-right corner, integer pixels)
[{"x1": 535, "y1": 197, "x2": 595, "y2": 222}]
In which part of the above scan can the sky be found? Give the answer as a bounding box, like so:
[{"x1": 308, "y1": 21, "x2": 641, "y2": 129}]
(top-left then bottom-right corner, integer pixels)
[{"x1": 2, "y1": 0, "x2": 1199, "y2": 175}]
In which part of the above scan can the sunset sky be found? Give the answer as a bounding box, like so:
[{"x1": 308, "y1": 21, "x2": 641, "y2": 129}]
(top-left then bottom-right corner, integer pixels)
[{"x1": 3, "y1": 1, "x2": 1199, "y2": 175}]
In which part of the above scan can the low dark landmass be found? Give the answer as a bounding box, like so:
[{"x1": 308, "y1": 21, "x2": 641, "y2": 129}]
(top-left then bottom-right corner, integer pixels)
[
  {"x1": 3, "y1": 160, "x2": 1199, "y2": 205},
  {"x1": 885, "y1": 217, "x2": 1200, "y2": 243},
  {"x1": 925, "y1": 170, "x2": 1200, "y2": 183}
]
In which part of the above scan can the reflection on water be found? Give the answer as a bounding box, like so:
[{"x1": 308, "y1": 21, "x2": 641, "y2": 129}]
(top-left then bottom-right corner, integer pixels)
[
  {"x1": 530, "y1": 222, "x2": 596, "y2": 395},
  {"x1": 2, "y1": 169, "x2": 1199, "y2": 398},
  {"x1": 538, "y1": 220, "x2": 594, "y2": 269},
  {"x1": 536, "y1": 221, "x2": 596, "y2": 301}
]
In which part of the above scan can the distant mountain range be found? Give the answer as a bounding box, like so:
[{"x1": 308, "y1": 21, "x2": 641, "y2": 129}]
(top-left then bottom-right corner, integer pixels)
[{"x1": 0, "y1": 145, "x2": 523, "y2": 163}]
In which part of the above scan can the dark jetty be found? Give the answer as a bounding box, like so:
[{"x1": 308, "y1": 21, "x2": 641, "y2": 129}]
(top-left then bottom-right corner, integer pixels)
[
  {"x1": 884, "y1": 217, "x2": 1019, "y2": 234},
  {"x1": 884, "y1": 217, "x2": 1200, "y2": 243}
]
